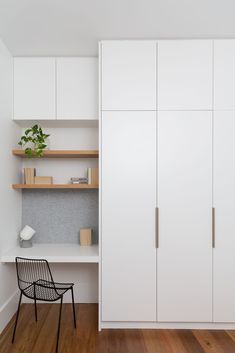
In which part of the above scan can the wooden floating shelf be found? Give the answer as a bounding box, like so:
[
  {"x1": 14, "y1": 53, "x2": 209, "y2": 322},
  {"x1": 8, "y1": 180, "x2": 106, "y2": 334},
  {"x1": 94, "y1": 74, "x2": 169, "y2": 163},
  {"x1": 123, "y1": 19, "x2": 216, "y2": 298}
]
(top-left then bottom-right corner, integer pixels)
[
  {"x1": 12, "y1": 149, "x2": 99, "y2": 158},
  {"x1": 12, "y1": 184, "x2": 99, "y2": 189}
]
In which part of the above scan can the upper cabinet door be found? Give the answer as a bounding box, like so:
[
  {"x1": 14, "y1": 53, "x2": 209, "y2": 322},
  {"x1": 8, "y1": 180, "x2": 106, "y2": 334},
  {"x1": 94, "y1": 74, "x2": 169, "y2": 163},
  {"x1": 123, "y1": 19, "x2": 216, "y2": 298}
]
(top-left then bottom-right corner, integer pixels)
[
  {"x1": 158, "y1": 40, "x2": 213, "y2": 110},
  {"x1": 214, "y1": 40, "x2": 235, "y2": 110},
  {"x1": 101, "y1": 41, "x2": 157, "y2": 111},
  {"x1": 14, "y1": 58, "x2": 56, "y2": 120},
  {"x1": 57, "y1": 58, "x2": 98, "y2": 120}
]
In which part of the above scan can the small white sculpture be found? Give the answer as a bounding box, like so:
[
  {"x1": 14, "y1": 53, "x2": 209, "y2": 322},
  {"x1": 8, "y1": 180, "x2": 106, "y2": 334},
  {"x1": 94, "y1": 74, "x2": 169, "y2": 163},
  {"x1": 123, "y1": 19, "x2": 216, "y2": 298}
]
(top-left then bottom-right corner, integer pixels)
[{"x1": 20, "y1": 225, "x2": 36, "y2": 241}]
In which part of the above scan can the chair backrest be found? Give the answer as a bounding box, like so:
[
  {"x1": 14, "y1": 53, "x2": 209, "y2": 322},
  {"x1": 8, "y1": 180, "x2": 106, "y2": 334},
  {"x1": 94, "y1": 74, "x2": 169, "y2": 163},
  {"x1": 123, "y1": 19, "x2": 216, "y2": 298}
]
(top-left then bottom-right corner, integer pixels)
[{"x1": 15, "y1": 257, "x2": 54, "y2": 291}]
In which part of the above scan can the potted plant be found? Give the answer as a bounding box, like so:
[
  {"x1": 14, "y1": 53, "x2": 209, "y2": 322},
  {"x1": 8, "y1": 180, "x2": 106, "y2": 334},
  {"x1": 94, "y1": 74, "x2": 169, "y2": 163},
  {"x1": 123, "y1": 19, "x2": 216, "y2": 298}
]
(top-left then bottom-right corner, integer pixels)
[{"x1": 18, "y1": 124, "x2": 50, "y2": 157}]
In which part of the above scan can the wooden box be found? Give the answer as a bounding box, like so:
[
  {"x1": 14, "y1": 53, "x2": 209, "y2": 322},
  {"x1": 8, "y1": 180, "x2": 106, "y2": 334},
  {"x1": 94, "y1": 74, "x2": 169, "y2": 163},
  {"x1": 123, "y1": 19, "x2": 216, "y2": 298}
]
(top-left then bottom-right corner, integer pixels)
[
  {"x1": 34, "y1": 176, "x2": 53, "y2": 184},
  {"x1": 88, "y1": 168, "x2": 99, "y2": 185},
  {"x1": 80, "y1": 228, "x2": 92, "y2": 246},
  {"x1": 91, "y1": 168, "x2": 98, "y2": 185},
  {"x1": 24, "y1": 168, "x2": 36, "y2": 184}
]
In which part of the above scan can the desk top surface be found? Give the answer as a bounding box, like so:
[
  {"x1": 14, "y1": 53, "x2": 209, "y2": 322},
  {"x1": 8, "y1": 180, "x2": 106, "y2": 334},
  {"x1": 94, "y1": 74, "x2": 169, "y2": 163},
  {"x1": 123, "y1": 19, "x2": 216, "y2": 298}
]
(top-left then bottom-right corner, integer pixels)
[{"x1": 1, "y1": 243, "x2": 99, "y2": 263}]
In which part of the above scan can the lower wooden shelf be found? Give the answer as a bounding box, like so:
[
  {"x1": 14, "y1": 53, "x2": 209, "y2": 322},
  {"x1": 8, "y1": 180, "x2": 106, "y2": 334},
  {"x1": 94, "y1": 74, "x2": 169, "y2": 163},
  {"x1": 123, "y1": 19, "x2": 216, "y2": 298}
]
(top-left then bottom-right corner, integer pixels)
[
  {"x1": 12, "y1": 184, "x2": 98, "y2": 189},
  {"x1": 1, "y1": 243, "x2": 99, "y2": 263}
]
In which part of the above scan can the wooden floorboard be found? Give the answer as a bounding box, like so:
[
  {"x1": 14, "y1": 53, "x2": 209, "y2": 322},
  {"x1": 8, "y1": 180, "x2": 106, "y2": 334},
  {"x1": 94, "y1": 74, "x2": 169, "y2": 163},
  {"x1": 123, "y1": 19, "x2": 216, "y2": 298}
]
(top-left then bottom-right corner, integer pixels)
[{"x1": 1, "y1": 304, "x2": 235, "y2": 353}]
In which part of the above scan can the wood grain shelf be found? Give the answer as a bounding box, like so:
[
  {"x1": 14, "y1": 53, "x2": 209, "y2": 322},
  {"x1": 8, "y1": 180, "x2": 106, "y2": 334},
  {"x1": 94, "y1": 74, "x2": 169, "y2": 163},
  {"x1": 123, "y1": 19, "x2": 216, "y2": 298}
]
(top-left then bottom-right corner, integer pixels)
[
  {"x1": 12, "y1": 184, "x2": 98, "y2": 189},
  {"x1": 12, "y1": 149, "x2": 99, "y2": 158}
]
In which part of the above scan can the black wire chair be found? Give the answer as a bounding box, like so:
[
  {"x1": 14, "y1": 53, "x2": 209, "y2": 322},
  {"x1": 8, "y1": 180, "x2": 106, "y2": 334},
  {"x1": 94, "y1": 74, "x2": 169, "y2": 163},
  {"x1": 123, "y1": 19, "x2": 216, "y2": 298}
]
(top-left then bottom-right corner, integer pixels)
[{"x1": 12, "y1": 257, "x2": 77, "y2": 353}]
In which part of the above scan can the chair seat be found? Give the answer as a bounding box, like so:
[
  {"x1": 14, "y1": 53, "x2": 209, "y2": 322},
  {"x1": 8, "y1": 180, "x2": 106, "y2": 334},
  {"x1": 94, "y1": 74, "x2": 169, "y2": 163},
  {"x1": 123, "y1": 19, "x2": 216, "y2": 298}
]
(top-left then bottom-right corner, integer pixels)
[{"x1": 23, "y1": 279, "x2": 74, "y2": 302}]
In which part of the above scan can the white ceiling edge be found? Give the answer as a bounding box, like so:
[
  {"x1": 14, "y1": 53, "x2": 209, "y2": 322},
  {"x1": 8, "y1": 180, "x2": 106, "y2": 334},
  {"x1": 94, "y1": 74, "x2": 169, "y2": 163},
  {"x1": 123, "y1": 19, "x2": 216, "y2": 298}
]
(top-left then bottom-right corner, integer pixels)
[
  {"x1": 0, "y1": 0, "x2": 235, "y2": 56},
  {"x1": 8, "y1": 36, "x2": 235, "y2": 58}
]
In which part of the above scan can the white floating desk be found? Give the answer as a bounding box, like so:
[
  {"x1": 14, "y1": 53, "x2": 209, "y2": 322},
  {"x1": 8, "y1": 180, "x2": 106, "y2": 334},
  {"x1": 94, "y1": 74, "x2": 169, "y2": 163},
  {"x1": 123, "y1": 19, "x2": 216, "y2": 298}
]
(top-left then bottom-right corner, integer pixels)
[{"x1": 1, "y1": 243, "x2": 99, "y2": 263}]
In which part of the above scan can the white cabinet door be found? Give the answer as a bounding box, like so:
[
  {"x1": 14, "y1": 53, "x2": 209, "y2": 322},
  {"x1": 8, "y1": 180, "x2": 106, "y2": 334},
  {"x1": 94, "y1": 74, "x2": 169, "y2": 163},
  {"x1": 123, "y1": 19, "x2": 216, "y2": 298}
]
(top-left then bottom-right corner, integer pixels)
[
  {"x1": 213, "y1": 111, "x2": 235, "y2": 322},
  {"x1": 14, "y1": 58, "x2": 56, "y2": 119},
  {"x1": 57, "y1": 58, "x2": 98, "y2": 119},
  {"x1": 158, "y1": 40, "x2": 213, "y2": 110},
  {"x1": 214, "y1": 40, "x2": 235, "y2": 110},
  {"x1": 101, "y1": 41, "x2": 156, "y2": 111},
  {"x1": 157, "y1": 111, "x2": 213, "y2": 322},
  {"x1": 101, "y1": 111, "x2": 157, "y2": 322}
]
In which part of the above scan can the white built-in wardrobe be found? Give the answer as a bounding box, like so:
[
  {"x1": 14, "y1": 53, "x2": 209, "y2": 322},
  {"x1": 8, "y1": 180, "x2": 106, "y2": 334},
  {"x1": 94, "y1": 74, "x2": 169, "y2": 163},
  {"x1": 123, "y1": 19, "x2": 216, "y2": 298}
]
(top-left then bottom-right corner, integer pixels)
[{"x1": 99, "y1": 40, "x2": 235, "y2": 328}]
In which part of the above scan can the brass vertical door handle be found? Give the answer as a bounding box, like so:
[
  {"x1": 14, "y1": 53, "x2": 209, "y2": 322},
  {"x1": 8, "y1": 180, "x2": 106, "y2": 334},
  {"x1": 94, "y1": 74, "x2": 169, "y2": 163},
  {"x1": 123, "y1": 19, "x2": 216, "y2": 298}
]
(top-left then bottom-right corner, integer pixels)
[
  {"x1": 212, "y1": 207, "x2": 215, "y2": 248},
  {"x1": 155, "y1": 207, "x2": 159, "y2": 248}
]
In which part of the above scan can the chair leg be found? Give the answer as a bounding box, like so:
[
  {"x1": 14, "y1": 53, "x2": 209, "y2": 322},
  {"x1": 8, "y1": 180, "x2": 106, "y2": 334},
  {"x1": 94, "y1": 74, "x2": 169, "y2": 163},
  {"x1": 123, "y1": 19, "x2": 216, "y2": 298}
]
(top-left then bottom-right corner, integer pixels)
[
  {"x1": 55, "y1": 296, "x2": 63, "y2": 353},
  {"x1": 34, "y1": 297, "x2": 37, "y2": 322},
  {"x1": 12, "y1": 292, "x2": 22, "y2": 343},
  {"x1": 71, "y1": 287, "x2": 77, "y2": 328},
  {"x1": 33, "y1": 283, "x2": 37, "y2": 322}
]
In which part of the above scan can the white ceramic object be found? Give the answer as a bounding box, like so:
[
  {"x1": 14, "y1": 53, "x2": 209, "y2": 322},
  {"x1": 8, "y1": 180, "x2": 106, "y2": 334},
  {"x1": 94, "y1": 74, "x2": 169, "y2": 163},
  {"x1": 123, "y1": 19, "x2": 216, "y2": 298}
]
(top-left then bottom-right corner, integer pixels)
[{"x1": 20, "y1": 225, "x2": 36, "y2": 240}]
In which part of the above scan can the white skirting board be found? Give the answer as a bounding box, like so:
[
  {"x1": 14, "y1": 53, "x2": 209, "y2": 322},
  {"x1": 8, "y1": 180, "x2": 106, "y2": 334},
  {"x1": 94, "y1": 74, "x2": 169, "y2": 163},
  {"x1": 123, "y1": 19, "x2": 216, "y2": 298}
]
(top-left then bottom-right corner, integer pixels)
[
  {"x1": 0, "y1": 290, "x2": 18, "y2": 333},
  {"x1": 100, "y1": 321, "x2": 235, "y2": 330}
]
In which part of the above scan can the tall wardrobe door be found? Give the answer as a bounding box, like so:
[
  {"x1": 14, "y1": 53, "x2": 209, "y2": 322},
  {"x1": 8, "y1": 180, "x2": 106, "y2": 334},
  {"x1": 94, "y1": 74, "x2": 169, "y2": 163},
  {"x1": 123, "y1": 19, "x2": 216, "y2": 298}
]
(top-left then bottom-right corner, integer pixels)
[
  {"x1": 101, "y1": 111, "x2": 157, "y2": 322},
  {"x1": 214, "y1": 111, "x2": 235, "y2": 322},
  {"x1": 157, "y1": 111, "x2": 213, "y2": 322}
]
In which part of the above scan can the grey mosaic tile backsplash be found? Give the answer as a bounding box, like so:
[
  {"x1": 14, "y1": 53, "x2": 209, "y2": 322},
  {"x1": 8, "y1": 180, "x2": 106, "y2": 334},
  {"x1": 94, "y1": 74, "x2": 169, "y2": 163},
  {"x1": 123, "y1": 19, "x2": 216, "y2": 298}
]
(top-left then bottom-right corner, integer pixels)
[{"x1": 22, "y1": 189, "x2": 98, "y2": 244}]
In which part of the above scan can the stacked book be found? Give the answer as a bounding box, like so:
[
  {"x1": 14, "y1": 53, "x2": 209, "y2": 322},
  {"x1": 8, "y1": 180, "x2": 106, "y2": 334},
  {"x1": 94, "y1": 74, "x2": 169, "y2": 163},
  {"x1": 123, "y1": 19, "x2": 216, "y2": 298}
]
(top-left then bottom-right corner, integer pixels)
[
  {"x1": 70, "y1": 168, "x2": 98, "y2": 185},
  {"x1": 70, "y1": 177, "x2": 88, "y2": 184}
]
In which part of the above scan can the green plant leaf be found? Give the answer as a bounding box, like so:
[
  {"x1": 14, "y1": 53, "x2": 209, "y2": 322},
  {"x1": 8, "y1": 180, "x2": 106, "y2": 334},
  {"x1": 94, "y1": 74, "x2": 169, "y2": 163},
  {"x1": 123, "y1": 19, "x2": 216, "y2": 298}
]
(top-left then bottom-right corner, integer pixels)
[
  {"x1": 19, "y1": 125, "x2": 49, "y2": 158},
  {"x1": 25, "y1": 147, "x2": 34, "y2": 158},
  {"x1": 37, "y1": 143, "x2": 46, "y2": 148}
]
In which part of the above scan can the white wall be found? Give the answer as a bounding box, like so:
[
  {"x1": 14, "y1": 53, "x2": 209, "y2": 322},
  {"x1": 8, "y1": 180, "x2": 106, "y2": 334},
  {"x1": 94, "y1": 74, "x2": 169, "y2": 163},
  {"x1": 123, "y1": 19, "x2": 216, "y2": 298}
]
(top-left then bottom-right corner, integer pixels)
[
  {"x1": 0, "y1": 39, "x2": 22, "y2": 332},
  {"x1": 22, "y1": 264, "x2": 98, "y2": 304}
]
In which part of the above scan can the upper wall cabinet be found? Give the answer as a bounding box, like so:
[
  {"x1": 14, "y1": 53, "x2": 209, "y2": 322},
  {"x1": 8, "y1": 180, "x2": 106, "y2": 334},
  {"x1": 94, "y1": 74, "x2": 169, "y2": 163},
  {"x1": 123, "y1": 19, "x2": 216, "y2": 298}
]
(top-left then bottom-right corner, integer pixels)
[
  {"x1": 158, "y1": 40, "x2": 213, "y2": 110},
  {"x1": 101, "y1": 41, "x2": 157, "y2": 111},
  {"x1": 214, "y1": 40, "x2": 235, "y2": 110},
  {"x1": 57, "y1": 58, "x2": 98, "y2": 119},
  {"x1": 14, "y1": 58, "x2": 56, "y2": 120},
  {"x1": 13, "y1": 57, "x2": 98, "y2": 121}
]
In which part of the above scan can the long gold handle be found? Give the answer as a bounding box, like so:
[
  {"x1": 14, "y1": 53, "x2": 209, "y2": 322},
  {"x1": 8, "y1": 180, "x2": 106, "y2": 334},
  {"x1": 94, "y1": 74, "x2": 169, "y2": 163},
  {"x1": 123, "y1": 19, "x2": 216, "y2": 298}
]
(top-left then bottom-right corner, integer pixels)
[
  {"x1": 155, "y1": 207, "x2": 159, "y2": 248},
  {"x1": 212, "y1": 207, "x2": 215, "y2": 248}
]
